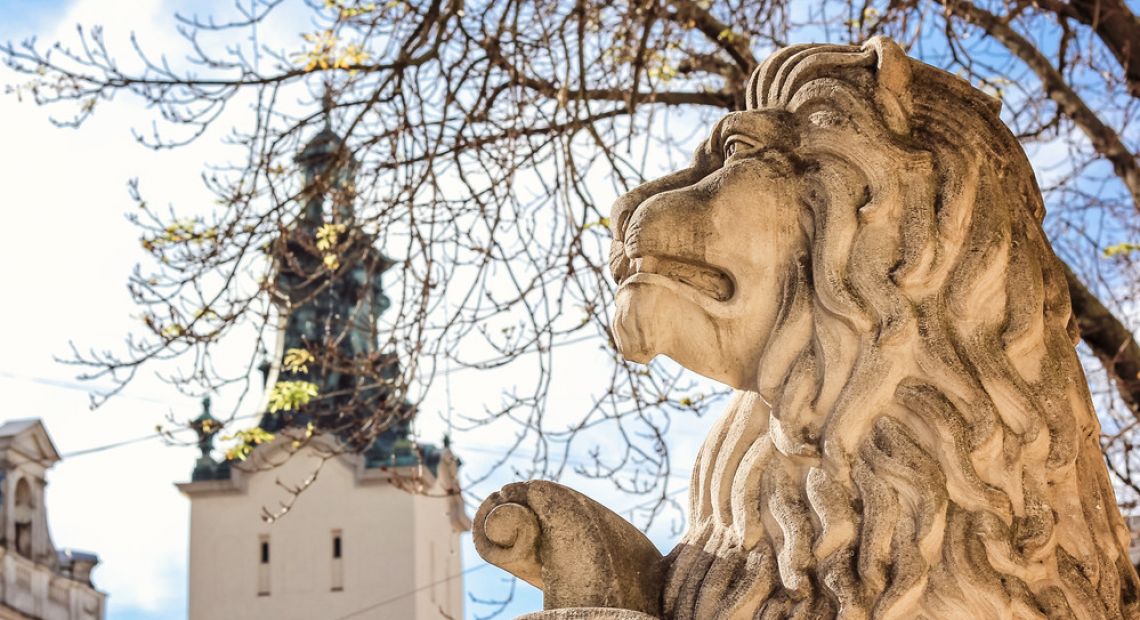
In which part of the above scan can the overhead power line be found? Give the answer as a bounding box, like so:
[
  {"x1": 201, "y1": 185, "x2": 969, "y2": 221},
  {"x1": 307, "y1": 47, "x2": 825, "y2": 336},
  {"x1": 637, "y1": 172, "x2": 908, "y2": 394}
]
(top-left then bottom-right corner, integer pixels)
[
  {"x1": 60, "y1": 412, "x2": 264, "y2": 459},
  {"x1": 331, "y1": 563, "x2": 490, "y2": 620},
  {"x1": 63, "y1": 432, "x2": 174, "y2": 458},
  {"x1": 0, "y1": 370, "x2": 168, "y2": 404}
]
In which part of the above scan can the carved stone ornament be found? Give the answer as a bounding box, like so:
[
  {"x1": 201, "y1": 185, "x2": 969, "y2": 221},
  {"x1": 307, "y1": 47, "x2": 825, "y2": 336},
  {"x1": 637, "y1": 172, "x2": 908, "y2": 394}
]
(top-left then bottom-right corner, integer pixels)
[{"x1": 474, "y1": 38, "x2": 1140, "y2": 619}]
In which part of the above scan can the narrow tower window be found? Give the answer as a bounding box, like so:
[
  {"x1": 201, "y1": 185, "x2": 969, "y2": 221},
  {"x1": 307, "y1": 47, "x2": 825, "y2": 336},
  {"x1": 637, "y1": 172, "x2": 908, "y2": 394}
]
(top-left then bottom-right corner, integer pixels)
[
  {"x1": 258, "y1": 535, "x2": 270, "y2": 596},
  {"x1": 331, "y1": 529, "x2": 343, "y2": 591}
]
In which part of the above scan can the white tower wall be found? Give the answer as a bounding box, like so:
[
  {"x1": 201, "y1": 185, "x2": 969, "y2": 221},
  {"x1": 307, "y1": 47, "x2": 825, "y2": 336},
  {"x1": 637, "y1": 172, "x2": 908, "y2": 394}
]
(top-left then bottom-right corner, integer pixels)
[{"x1": 180, "y1": 440, "x2": 465, "y2": 620}]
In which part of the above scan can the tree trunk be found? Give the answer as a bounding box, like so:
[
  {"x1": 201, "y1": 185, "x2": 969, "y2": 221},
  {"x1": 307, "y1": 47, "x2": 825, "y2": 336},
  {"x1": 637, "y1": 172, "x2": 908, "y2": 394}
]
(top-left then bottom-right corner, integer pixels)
[
  {"x1": 1063, "y1": 261, "x2": 1140, "y2": 420},
  {"x1": 1063, "y1": 0, "x2": 1140, "y2": 99}
]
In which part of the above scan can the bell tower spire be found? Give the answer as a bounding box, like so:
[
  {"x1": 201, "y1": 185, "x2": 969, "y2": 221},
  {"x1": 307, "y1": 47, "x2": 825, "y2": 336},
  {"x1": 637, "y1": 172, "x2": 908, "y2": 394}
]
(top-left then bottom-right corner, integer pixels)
[{"x1": 261, "y1": 91, "x2": 399, "y2": 443}]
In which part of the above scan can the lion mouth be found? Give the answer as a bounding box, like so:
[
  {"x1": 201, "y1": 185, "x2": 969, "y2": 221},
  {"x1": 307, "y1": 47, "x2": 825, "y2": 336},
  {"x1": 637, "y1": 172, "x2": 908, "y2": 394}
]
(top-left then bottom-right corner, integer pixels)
[{"x1": 626, "y1": 256, "x2": 734, "y2": 302}]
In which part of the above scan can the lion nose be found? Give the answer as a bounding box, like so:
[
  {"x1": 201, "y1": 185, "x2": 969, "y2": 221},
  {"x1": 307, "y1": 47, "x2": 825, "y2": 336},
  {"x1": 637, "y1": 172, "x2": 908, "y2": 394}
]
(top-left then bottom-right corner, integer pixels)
[
  {"x1": 622, "y1": 188, "x2": 709, "y2": 262},
  {"x1": 609, "y1": 241, "x2": 629, "y2": 284},
  {"x1": 610, "y1": 164, "x2": 708, "y2": 242},
  {"x1": 611, "y1": 192, "x2": 643, "y2": 244}
]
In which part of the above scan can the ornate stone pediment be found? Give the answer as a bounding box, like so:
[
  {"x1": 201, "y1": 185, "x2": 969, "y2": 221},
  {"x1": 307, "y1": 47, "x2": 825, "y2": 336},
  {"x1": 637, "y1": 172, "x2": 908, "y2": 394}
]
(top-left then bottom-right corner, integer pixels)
[{"x1": 0, "y1": 419, "x2": 60, "y2": 468}]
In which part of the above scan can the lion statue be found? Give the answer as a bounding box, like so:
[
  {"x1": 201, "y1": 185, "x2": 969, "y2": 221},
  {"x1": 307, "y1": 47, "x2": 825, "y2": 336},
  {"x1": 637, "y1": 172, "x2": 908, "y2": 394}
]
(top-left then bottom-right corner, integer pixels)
[{"x1": 473, "y1": 38, "x2": 1140, "y2": 619}]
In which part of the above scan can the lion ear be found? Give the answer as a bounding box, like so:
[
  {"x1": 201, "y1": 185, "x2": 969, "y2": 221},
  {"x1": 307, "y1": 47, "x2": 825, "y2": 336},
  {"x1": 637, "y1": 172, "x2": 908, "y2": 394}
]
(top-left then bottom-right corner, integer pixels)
[{"x1": 862, "y1": 36, "x2": 913, "y2": 136}]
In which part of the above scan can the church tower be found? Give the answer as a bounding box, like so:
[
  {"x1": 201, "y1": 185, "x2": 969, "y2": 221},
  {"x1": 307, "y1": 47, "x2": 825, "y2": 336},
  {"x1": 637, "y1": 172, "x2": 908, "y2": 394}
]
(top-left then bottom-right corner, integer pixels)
[{"x1": 178, "y1": 104, "x2": 469, "y2": 620}]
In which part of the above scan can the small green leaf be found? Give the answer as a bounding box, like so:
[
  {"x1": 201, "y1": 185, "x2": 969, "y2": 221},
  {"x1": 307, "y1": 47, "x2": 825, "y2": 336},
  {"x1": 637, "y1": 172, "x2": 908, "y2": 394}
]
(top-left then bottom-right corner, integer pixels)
[
  {"x1": 1104, "y1": 242, "x2": 1140, "y2": 258},
  {"x1": 315, "y1": 223, "x2": 346, "y2": 251},
  {"x1": 282, "y1": 348, "x2": 315, "y2": 374},
  {"x1": 222, "y1": 427, "x2": 277, "y2": 461},
  {"x1": 584, "y1": 216, "x2": 611, "y2": 230},
  {"x1": 267, "y1": 381, "x2": 319, "y2": 413}
]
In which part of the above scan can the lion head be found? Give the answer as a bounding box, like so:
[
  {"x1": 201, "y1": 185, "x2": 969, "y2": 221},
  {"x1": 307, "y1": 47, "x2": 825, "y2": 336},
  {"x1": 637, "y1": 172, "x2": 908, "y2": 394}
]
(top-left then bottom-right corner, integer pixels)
[{"x1": 610, "y1": 38, "x2": 1139, "y2": 618}]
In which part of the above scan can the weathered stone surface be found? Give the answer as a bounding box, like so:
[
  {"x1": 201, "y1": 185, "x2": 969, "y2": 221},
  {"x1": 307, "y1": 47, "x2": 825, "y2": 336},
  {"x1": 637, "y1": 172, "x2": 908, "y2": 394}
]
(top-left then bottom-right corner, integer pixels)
[
  {"x1": 475, "y1": 37, "x2": 1140, "y2": 618},
  {"x1": 474, "y1": 481, "x2": 665, "y2": 614}
]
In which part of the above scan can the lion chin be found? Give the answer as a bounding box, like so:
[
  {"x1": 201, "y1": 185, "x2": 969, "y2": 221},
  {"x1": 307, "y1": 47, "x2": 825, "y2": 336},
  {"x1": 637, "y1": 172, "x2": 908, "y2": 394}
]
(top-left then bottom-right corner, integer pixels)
[
  {"x1": 612, "y1": 279, "x2": 663, "y2": 364},
  {"x1": 614, "y1": 272, "x2": 755, "y2": 389}
]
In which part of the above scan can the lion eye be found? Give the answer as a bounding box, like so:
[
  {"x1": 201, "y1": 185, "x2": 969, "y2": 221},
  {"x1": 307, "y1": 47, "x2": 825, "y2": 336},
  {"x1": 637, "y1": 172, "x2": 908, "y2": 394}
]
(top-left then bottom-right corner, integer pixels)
[{"x1": 723, "y1": 136, "x2": 756, "y2": 160}]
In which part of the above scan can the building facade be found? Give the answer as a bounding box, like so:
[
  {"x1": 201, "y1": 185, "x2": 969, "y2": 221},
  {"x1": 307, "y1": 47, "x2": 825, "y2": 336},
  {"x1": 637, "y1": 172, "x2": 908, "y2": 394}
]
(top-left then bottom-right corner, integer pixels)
[
  {"x1": 179, "y1": 107, "x2": 469, "y2": 620},
  {"x1": 0, "y1": 420, "x2": 105, "y2": 620},
  {"x1": 178, "y1": 431, "x2": 468, "y2": 620}
]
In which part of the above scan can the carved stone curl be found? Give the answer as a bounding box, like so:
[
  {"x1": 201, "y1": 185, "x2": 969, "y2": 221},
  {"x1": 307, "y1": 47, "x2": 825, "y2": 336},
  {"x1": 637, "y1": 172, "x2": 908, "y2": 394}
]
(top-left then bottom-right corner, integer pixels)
[
  {"x1": 475, "y1": 37, "x2": 1140, "y2": 619},
  {"x1": 474, "y1": 481, "x2": 665, "y2": 616}
]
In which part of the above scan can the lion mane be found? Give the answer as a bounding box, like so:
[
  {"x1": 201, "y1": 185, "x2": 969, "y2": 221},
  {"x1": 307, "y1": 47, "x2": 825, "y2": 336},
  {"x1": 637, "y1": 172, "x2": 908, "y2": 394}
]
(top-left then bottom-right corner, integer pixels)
[{"x1": 651, "y1": 40, "x2": 1140, "y2": 619}]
